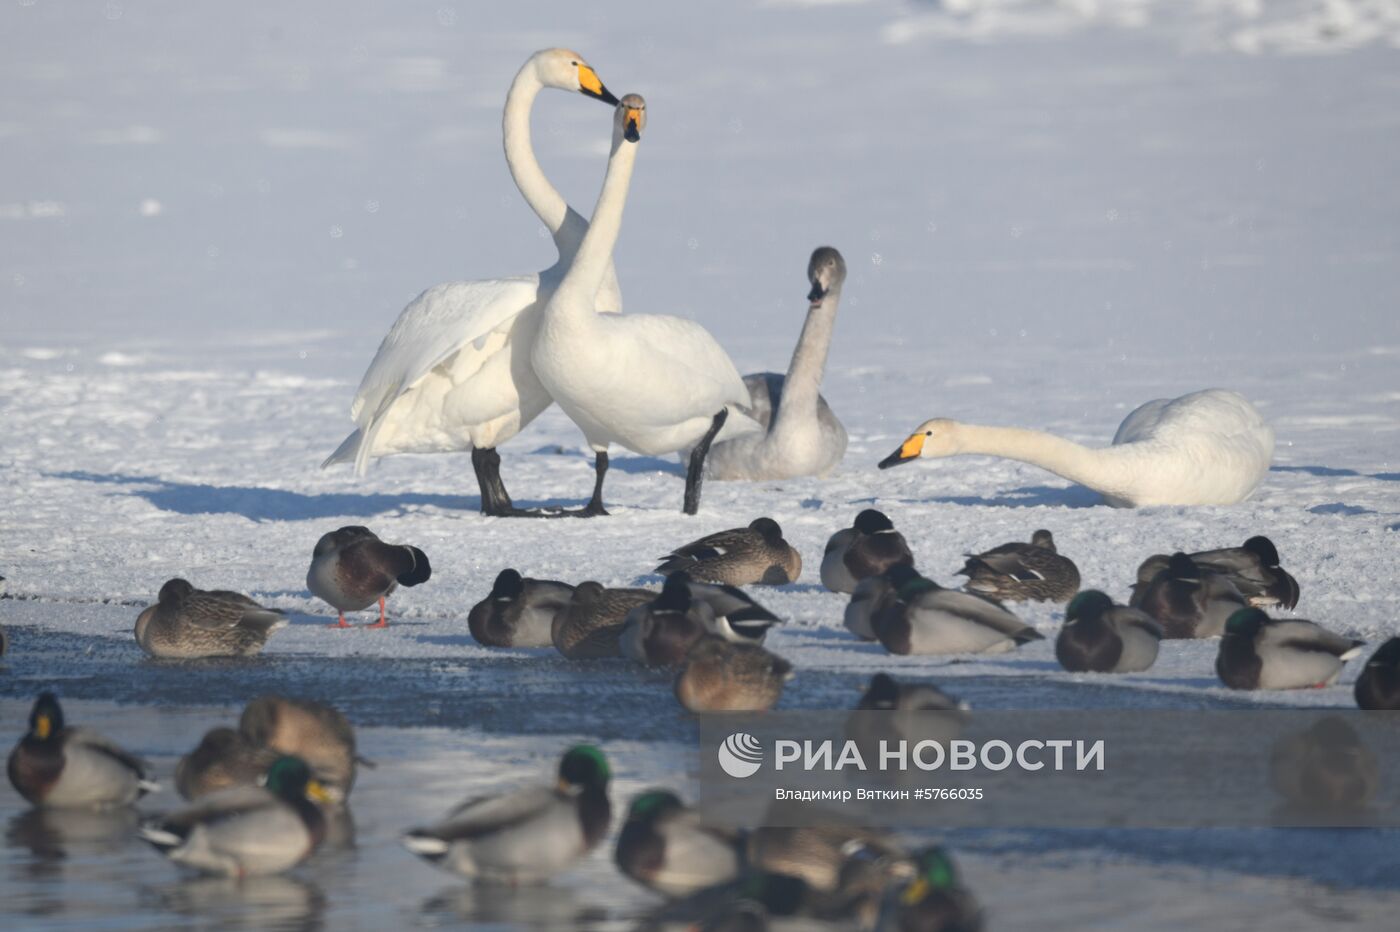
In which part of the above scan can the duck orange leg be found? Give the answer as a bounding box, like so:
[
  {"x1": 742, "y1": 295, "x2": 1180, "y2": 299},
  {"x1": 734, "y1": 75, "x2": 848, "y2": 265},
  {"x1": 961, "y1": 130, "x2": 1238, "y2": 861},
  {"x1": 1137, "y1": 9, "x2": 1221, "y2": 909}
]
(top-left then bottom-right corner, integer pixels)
[
  {"x1": 367, "y1": 596, "x2": 388, "y2": 629},
  {"x1": 328, "y1": 613, "x2": 352, "y2": 629}
]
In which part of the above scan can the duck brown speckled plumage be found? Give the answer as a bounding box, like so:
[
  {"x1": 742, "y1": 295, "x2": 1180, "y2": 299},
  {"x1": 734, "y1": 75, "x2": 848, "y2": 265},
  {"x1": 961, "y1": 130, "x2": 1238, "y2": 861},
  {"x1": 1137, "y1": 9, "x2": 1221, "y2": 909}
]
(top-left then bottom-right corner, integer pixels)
[
  {"x1": 1131, "y1": 536, "x2": 1299, "y2": 610},
  {"x1": 957, "y1": 529, "x2": 1080, "y2": 603},
  {"x1": 134, "y1": 579, "x2": 287, "y2": 659},
  {"x1": 674, "y1": 635, "x2": 792, "y2": 712},
  {"x1": 552, "y1": 582, "x2": 654, "y2": 660},
  {"x1": 655, "y1": 517, "x2": 802, "y2": 586}
]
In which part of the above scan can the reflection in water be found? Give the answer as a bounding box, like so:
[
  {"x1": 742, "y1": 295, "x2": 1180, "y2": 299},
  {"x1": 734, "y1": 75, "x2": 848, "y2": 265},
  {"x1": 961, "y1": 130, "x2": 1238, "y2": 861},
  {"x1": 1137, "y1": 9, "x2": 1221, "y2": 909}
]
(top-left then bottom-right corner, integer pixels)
[
  {"x1": 421, "y1": 883, "x2": 613, "y2": 929},
  {"x1": 6, "y1": 806, "x2": 140, "y2": 865},
  {"x1": 1270, "y1": 716, "x2": 1381, "y2": 826},
  {"x1": 146, "y1": 874, "x2": 327, "y2": 932}
]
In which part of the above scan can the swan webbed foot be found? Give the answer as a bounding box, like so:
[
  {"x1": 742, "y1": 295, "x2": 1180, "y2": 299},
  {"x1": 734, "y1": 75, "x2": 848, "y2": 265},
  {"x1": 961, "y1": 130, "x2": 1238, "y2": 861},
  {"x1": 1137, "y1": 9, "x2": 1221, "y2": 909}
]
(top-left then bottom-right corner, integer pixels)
[
  {"x1": 683, "y1": 410, "x2": 727, "y2": 515},
  {"x1": 471, "y1": 446, "x2": 518, "y2": 515}
]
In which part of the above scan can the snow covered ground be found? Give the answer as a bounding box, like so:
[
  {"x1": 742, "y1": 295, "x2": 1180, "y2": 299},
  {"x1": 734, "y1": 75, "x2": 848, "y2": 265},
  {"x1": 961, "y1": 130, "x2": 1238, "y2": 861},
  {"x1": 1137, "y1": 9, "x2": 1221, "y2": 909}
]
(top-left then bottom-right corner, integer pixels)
[{"x1": 2, "y1": 0, "x2": 1399, "y2": 928}]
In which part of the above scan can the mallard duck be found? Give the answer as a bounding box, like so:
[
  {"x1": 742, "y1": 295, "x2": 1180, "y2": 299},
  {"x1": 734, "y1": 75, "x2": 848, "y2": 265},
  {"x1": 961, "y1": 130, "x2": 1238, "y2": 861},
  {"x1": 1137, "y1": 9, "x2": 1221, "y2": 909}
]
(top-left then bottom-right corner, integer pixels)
[
  {"x1": 622, "y1": 573, "x2": 782, "y2": 667},
  {"x1": 1270, "y1": 717, "x2": 1378, "y2": 814},
  {"x1": 674, "y1": 635, "x2": 792, "y2": 712},
  {"x1": 402, "y1": 744, "x2": 612, "y2": 884},
  {"x1": 615, "y1": 789, "x2": 742, "y2": 898},
  {"x1": 175, "y1": 728, "x2": 275, "y2": 800},
  {"x1": 140, "y1": 755, "x2": 330, "y2": 876},
  {"x1": 655, "y1": 517, "x2": 802, "y2": 586},
  {"x1": 1132, "y1": 536, "x2": 1299, "y2": 610},
  {"x1": 1355, "y1": 637, "x2": 1400, "y2": 710},
  {"x1": 552, "y1": 581, "x2": 654, "y2": 660},
  {"x1": 8, "y1": 692, "x2": 158, "y2": 808},
  {"x1": 872, "y1": 565, "x2": 1042, "y2": 656},
  {"x1": 846, "y1": 674, "x2": 968, "y2": 773},
  {"x1": 468, "y1": 569, "x2": 574, "y2": 648},
  {"x1": 134, "y1": 579, "x2": 287, "y2": 659},
  {"x1": 821, "y1": 510, "x2": 914, "y2": 594},
  {"x1": 747, "y1": 824, "x2": 910, "y2": 895},
  {"x1": 239, "y1": 695, "x2": 362, "y2": 804},
  {"x1": 957, "y1": 529, "x2": 1079, "y2": 603},
  {"x1": 307, "y1": 525, "x2": 431, "y2": 628},
  {"x1": 845, "y1": 574, "x2": 898, "y2": 642},
  {"x1": 874, "y1": 846, "x2": 983, "y2": 932},
  {"x1": 1132, "y1": 552, "x2": 1246, "y2": 639},
  {"x1": 1216, "y1": 608, "x2": 1364, "y2": 690},
  {"x1": 1055, "y1": 590, "x2": 1162, "y2": 674}
]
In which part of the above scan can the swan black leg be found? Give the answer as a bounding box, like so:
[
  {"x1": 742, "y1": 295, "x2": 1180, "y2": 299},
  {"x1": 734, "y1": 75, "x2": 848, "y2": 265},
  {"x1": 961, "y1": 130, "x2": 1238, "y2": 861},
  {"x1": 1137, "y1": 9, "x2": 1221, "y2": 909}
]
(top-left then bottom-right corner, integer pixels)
[
  {"x1": 474, "y1": 446, "x2": 612, "y2": 518},
  {"x1": 683, "y1": 409, "x2": 728, "y2": 515},
  {"x1": 575, "y1": 451, "x2": 610, "y2": 517}
]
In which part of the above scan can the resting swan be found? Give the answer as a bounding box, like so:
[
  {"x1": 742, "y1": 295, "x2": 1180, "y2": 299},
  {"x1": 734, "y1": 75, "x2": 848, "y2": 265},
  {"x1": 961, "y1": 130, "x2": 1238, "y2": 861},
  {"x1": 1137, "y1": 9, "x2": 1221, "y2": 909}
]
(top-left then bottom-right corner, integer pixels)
[
  {"x1": 323, "y1": 49, "x2": 622, "y2": 517},
  {"x1": 704, "y1": 247, "x2": 848, "y2": 481},
  {"x1": 532, "y1": 96, "x2": 757, "y2": 514},
  {"x1": 879, "y1": 389, "x2": 1273, "y2": 507}
]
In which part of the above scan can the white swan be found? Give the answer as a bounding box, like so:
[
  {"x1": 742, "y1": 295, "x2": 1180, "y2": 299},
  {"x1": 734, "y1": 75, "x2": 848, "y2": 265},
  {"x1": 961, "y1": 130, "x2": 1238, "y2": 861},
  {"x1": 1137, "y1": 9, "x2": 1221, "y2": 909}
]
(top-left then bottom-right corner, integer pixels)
[
  {"x1": 704, "y1": 247, "x2": 849, "y2": 481},
  {"x1": 323, "y1": 49, "x2": 622, "y2": 516},
  {"x1": 879, "y1": 389, "x2": 1273, "y2": 507},
  {"x1": 531, "y1": 96, "x2": 757, "y2": 515}
]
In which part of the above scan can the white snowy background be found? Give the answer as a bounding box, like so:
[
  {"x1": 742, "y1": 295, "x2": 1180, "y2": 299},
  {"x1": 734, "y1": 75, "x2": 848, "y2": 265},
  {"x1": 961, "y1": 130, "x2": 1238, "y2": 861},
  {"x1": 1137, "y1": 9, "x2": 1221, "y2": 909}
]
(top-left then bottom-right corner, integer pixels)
[{"x1": 2, "y1": 0, "x2": 1399, "y2": 928}]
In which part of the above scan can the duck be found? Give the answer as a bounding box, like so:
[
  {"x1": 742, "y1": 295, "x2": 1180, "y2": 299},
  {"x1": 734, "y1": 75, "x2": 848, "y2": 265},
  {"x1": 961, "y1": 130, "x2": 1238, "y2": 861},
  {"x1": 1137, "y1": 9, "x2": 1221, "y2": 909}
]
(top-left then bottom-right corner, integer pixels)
[
  {"x1": 530, "y1": 95, "x2": 762, "y2": 516},
  {"x1": 1133, "y1": 552, "x2": 1246, "y2": 639},
  {"x1": 1055, "y1": 590, "x2": 1162, "y2": 674},
  {"x1": 1270, "y1": 717, "x2": 1378, "y2": 814},
  {"x1": 879, "y1": 389, "x2": 1274, "y2": 508},
  {"x1": 1132, "y1": 536, "x2": 1299, "y2": 609},
  {"x1": 654, "y1": 517, "x2": 802, "y2": 586},
  {"x1": 845, "y1": 573, "x2": 899, "y2": 641},
  {"x1": 8, "y1": 692, "x2": 158, "y2": 809},
  {"x1": 139, "y1": 755, "x2": 330, "y2": 876},
  {"x1": 322, "y1": 49, "x2": 623, "y2": 518},
  {"x1": 239, "y1": 695, "x2": 363, "y2": 804},
  {"x1": 402, "y1": 744, "x2": 612, "y2": 884},
  {"x1": 874, "y1": 846, "x2": 983, "y2": 932},
  {"x1": 674, "y1": 635, "x2": 792, "y2": 712},
  {"x1": 1216, "y1": 608, "x2": 1364, "y2": 690},
  {"x1": 134, "y1": 579, "x2": 286, "y2": 659},
  {"x1": 622, "y1": 573, "x2": 782, "y2": 667},
  {"x1": 468, "y1": 569, "x2": 574, "y2": 648},
  {"x1": 746, "y1": 824, "x2": 910, "y2": 896},
  {"x1": 846, "y1": 673, "x2": 968, "y2": 767},
  {"x1": 704, "y1": 247, "x2": 849, "y2": 481},
  {"x1": 551, "y1": 581, "x2": 654, "y2": 659},
  {"x1": 307, "y1": 525, "x2": 431, "y2": 628},
  {"x1": 1355, "y1": 637, "x2": 1400, "y2": 710},
  {"x1": 615, "y1": 789, "x2": 742, "y2": 898},
  {"x1": 957, "y1": 529, "x2": 1079, "y2": 603},
  {"x1": 872, "y1": 565, "x2": 1043, "y2": 656},
  {"x1": 175, "y1": 728, "x2": 275, "y2": 801},
  {"x1": 821, "y1": 509, "x2": 914, "y2": 594}
]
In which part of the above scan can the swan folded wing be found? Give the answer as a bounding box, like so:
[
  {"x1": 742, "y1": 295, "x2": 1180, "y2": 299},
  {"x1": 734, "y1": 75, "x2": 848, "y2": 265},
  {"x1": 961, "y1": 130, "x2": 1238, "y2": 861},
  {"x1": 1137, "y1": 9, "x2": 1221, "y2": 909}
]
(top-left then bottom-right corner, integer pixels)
[
  {"x1": 431, "y1": 786, "x2": 557, "y2": 839},
  {"x1": 604, "y1": 315, "x2": 750, "y2": 419},
  {"x1": 349, "y1": 277, "x2": 541, "y2": 427}
]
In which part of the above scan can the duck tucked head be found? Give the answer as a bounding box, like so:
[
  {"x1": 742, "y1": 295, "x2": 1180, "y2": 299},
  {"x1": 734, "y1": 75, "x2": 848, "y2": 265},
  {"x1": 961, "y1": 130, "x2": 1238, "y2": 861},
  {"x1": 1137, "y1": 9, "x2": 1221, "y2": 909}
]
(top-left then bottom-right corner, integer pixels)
[
  {"x1": 654, "y1": 572, "x2": 694, "y2": 613},
  {"x1": 617, "y1": 93, "x2": 646, "y2": 144},
  {"x1": 853, "y1": 509, "x2": 894, "y2": 535},
  {"x1": 314, "y1": 525, "x2": 375, "y2": 557},
  {"x1": 529, "y1": 48, "x2": 619, "y2": 105},
  {"x1": 1030, "y1": 529, "x2": 1056, "y2": 551},
  {"x1": 806, "y1": 246, "x2": 847, "y2": 308},
  {"x1": 1066, "y1": 590, "x2": 1114, "y2": 625},
  {"x1": 1243, "y1": 535, "x2": 1281, "y2": 567},
  {"x1": 903, "y1": 847, "x2": 959, "y2": 905},
  {"x1": 28, "y1": 691, "x2": 64, "y2": 742},
  {"x1": 558, "y1": 745, "x2": 611, "y2": 794},
  {"x1": 884, "y1": 563, "x2": 928, "y2": 597},
  {"x1": 879, "y1": 420, "x2": 960, "y2": 469},
  {"x1": 1224, "y1": 608, "x2": 1269, "y2": 638},
  {"x1": 158, "y1": 578, "x2": 195, "y2": 604},
  {"x1": 625, "y1": 789, "x2": 683, "y2": 825},
  {"x1": 263, "y1": 755, "x2": 333, "y2": 805},
  {"x1": 749, "y1": 517, "x2": 784, "y2": 545},
  {"x1": 1166, "y1": 552, "x2": 1199, "y2": 580},
  {"x1": 491, "y1": 569, "x2": 525, "y2": 601}
]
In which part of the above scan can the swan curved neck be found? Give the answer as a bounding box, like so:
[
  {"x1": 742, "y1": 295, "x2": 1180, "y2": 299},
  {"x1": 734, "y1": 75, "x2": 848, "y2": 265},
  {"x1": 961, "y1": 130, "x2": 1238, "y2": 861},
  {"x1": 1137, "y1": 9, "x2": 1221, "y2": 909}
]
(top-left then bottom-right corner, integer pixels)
[
  {"x1": 555, "y1": 137, "x2": 637, "y2": 309},
  {"x1": 771, "y1": 292, "x2": 839, "y2": 437},
  {"x1": 502, "y1": 66, "x2": 569, "y2": 238},
  {"x1": 953, "y1": 425, "x2": 1129, "y2": 495}
]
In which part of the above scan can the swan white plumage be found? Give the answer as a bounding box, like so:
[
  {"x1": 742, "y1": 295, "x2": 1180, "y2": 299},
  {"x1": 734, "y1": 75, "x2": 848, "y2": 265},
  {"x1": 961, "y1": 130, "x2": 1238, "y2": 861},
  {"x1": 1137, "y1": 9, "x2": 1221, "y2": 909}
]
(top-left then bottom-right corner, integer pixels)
[
  {"x1": 322, "y1": 49, "x2": 622, "y2": 516},
  {"x1": 531, "y1": 95, "x2": 758, "y2": 515},
  {"x1": 704, "y1": 247, "x2": 849, "y2": 481},
  {"x1": 879, "y1": 389, "x2": 1273, "y2": 507}
]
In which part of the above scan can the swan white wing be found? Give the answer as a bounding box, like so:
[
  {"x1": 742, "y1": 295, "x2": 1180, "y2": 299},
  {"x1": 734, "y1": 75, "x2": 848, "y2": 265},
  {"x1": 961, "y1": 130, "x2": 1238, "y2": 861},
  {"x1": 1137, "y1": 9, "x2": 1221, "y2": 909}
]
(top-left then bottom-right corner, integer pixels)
[
  {"x1": 606, "y1": 314, "x2": 749, "y2": 411},
  {"x1": 349, "y1": 277, "x2": 541, "y2": 429}
]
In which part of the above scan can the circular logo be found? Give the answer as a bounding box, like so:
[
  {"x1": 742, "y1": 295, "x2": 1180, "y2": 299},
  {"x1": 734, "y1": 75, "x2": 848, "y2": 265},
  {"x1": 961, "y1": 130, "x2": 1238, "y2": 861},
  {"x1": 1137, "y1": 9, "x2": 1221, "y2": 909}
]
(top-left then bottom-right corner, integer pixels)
[{"x1": 717, "y1": 732, "x2": 764, "y2": 778}]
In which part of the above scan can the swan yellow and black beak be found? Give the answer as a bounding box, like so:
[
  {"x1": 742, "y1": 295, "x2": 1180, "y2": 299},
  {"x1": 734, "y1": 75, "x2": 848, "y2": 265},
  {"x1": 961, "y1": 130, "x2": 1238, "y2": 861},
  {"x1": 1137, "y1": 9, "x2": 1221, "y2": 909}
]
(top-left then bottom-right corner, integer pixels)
[
  {"x1": 878, "y1": 433, "x2": 924, "y2": 470},
  {"x1": 578, "y1": 64, "x2": 619, "y2": 106}
]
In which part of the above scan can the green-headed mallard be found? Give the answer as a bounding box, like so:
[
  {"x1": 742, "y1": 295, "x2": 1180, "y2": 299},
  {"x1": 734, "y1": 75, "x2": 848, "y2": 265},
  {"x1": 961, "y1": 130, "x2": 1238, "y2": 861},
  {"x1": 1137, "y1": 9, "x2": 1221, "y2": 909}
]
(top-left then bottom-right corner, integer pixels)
[
  {"x1": 551, "y1": 581, "x2": 653, "y2": 660},
  {"x1": 821, "y1": 510, "x2": 914, "y2": 594},
  {"x1": 1217, "y1": 608, "x2": 1364, "y2": 690},
  {"x1": 873, "y1": 565, "x2": 1042, "y2": 656},
  {"x1": 845, "y1": 573, "x2": 899, "y2": 642},
  {"x1": 674, "y1": 635, "x2": 792, "y2": 712},
  {"x1": 875, "y1": 846, "x2": 982, "y2": 932},
  {"x1": 307, "y1": 525, "x2": 431, "y2": 628},
  {"x1": 8, "y1": 692, "x2": 158, "y2": 808},
  {"x1": 957, "y1": 529, "x2": 1079, "y2": 603},
  {"x1": 1355, "y1": 637, "x2": 1400, "y2": 710},
  {"x1": 1055, "y1": 590, "x2": 1162, "y2": 674},
  {"x1": 134, "y1": 579, "x2": 287, "y2": 659},
  {"x1": 468, "y1": 568, "x2": 575, "y2": 648},
  {"x1": 655, "y1": 518, "x2": 802, "y2": 586},
  {"x1": 1132, "y1": 536, "x2": 1299, "y2": 610},
  {"x1": 239, "y1": 695, "x2": 362, "y2": 804},
  {"x1": 615, "y1": 789, "x2": 742, "y2": 898},
  {"x1": 402, "y1": 744, "x2": 612, "y2": 884},
  {"x1": 140, "y1": 755, "x2": 330, "y2": 876},
  {"x1": 747, "y1": 824, "x2": 910, "y2": 895},
  {"x1": 622, "y1": 573, "x2": 782, "y2": 668},
  {"x1": 175, "y1": 727, "x2": 275, "y2": 801},
  {"x1": 1131, "y1": 552, "x2": 1246, "y2": 639}
]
